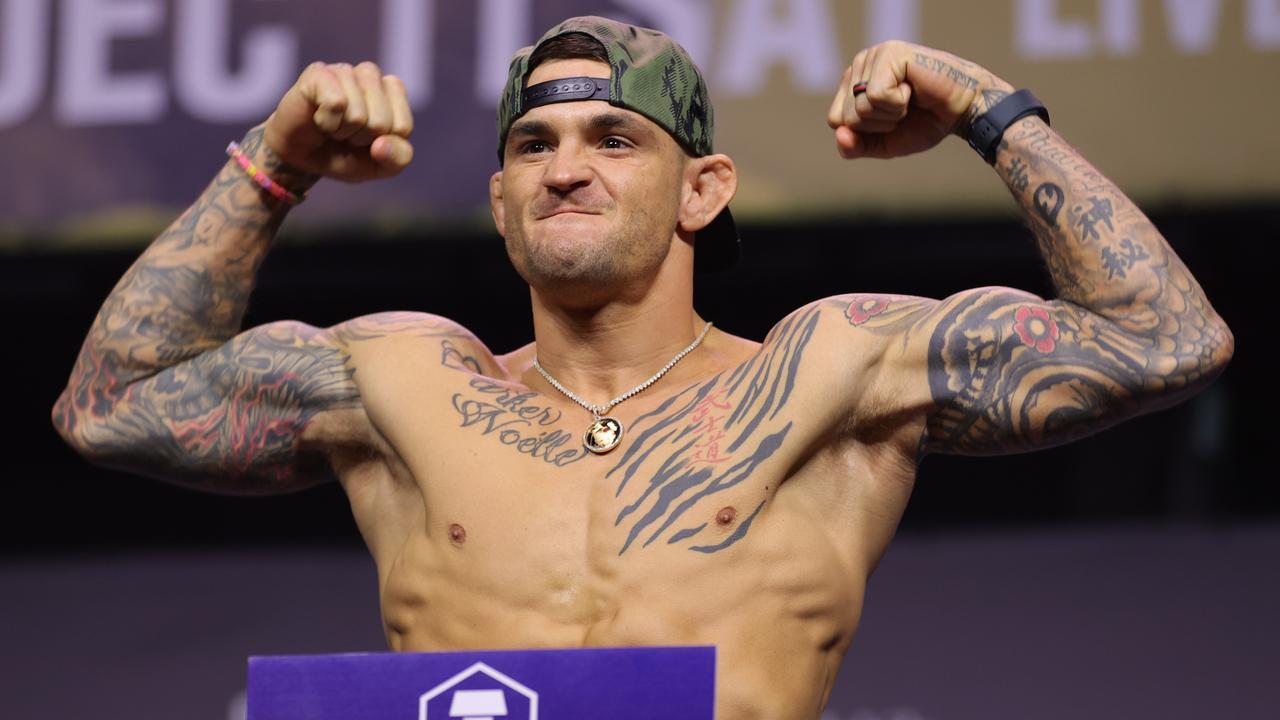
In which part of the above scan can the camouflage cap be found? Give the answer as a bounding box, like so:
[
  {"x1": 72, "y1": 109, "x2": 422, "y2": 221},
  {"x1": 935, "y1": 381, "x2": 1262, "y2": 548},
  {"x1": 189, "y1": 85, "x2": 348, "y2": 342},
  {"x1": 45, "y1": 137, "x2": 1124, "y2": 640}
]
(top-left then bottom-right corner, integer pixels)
[{"x1": 496, "y1": 16, "x2": 739, "y2": 272}]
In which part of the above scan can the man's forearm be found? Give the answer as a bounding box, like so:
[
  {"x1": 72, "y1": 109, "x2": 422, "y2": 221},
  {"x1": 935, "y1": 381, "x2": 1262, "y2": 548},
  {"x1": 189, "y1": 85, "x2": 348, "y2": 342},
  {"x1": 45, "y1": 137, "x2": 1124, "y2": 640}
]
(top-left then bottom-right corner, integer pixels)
[
  {"x1": 55, "y1": 126, "x2": 317, "y2": 420},
  {"x1": 993, "y1": 118, "x2": 1232, "y2": 384}
]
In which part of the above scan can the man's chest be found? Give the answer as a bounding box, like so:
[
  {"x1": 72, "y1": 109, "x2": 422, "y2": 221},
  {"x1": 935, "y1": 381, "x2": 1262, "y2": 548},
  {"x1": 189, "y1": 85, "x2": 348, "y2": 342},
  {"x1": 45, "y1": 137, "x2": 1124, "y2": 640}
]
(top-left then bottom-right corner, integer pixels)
[
  {"x1": 369, "y1": 367, "x2": 809, "y2": 559},
  {"x1": 345, "y1": 309, "x2": 897, "y2": 560}
]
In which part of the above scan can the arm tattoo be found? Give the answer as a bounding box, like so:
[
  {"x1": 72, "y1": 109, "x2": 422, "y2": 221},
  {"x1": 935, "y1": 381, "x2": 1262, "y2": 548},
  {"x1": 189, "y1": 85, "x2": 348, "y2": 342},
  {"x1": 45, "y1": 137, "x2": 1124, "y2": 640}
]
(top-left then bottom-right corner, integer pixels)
[
  {"x1": 1001, "y1": 119, "x2": 1230, "y2": 344},
  {"x1": 54, "y1": 127, "x2": 329, "y2": 487},
  {"x1": 874, "y1": 119, "x2": 1233, "y2": 456},
  {"x1": 60, "y1": 126, "x2": 317, "y2": 385},
  {"x1": 921, "y1": 291, "x2": 1144, "y2": 454},
  {"x1": 59, "y1": 322, "x2": 359, "y2": 491}
]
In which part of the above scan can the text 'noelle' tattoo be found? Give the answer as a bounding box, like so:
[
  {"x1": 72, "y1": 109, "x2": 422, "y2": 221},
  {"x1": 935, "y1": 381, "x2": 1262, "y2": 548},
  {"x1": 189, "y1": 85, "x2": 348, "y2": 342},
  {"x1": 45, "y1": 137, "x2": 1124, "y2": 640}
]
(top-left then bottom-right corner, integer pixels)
[{"x1": 451, "y1": 377, "x2": 588, "y2": 467}]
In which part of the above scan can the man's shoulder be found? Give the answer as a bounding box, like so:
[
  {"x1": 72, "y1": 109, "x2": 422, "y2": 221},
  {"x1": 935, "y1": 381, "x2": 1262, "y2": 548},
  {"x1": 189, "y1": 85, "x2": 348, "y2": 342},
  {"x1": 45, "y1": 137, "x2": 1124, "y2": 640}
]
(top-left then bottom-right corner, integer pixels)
[
  {"x1": 329, "y1": 311, "x2": 479, "y2": 345},
  {"x1": 759, "y1": 293, "x2": 939, "y2": 363},
  {"x1": 329, "y1": 311, "x2": 505, "y2": 377}
]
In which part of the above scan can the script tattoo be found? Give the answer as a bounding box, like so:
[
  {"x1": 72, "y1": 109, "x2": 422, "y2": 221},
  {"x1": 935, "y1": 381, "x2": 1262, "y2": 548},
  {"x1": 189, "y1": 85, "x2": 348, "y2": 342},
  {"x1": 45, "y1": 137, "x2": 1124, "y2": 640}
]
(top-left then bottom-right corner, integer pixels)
[
  {"x1": 450, "y1": 377, "x2": 588, "y2": 467},
  {"x1": 914, "y1": 53, "x2": 979, "y2": 91},
  {"x1": 603, "y1": 307, "x2": 819, "y2": 555}
]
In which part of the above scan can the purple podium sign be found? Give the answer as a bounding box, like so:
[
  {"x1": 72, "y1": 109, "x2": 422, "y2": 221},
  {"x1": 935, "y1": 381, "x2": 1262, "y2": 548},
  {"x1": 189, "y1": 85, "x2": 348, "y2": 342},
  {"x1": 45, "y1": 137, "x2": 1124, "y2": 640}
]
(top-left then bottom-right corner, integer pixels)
[{"x1": 247, "y1": 646, "x2": 715, "y2": 720}]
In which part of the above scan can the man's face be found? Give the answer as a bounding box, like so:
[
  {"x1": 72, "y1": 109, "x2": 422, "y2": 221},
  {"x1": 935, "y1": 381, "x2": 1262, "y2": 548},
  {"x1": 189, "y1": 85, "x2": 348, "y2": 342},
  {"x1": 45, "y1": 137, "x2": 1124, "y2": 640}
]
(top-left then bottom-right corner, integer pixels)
[{"x1": 492, "y1": 58, "x2": 689, "y2": 295}]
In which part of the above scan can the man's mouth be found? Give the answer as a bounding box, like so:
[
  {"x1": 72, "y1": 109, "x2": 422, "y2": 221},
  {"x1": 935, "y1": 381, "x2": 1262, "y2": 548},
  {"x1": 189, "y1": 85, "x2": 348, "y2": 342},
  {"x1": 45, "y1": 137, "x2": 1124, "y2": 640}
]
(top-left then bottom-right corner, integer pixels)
[{"x1": 538, "y1": 208, "x2": 602, "y2": 220}]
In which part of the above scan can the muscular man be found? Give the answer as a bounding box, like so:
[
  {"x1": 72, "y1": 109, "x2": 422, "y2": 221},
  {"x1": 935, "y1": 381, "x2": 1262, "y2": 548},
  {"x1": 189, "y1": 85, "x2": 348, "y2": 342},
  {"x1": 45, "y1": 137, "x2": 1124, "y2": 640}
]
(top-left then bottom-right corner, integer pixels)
[{"x1": 52, "y1": 16, "x2": 1233, "y2": 720}]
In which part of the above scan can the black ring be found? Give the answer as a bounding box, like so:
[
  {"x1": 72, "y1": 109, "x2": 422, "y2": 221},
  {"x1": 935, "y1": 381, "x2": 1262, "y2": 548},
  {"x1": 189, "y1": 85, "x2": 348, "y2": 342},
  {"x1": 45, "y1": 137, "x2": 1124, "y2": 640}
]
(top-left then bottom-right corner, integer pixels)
[{"x1": 851, "y1": 81, "x2": 869, "y2": 96}]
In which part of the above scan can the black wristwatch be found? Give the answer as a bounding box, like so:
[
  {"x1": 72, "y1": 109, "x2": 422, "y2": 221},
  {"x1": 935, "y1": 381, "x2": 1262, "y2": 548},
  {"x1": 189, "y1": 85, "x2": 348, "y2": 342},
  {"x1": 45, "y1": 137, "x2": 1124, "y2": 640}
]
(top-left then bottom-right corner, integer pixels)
[{"x1": 966, "y1": 89, "x2": 1050, "y2": 165}]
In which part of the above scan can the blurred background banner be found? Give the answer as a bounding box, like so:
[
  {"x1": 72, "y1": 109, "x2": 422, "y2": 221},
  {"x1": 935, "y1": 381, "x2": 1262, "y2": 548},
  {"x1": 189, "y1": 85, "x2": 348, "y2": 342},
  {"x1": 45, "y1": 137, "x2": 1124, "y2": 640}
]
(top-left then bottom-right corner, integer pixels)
[{"x1": 3, "y1": 0, "x2": 1278, "y2": 248}]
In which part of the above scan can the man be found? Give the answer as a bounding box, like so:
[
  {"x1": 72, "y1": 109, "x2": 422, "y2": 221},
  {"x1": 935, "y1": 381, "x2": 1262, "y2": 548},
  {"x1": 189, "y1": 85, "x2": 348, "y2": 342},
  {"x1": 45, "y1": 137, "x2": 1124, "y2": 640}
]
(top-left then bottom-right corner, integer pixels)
[{"x1": 52, "y1": 16, "x2": 1232, "y2": 720}]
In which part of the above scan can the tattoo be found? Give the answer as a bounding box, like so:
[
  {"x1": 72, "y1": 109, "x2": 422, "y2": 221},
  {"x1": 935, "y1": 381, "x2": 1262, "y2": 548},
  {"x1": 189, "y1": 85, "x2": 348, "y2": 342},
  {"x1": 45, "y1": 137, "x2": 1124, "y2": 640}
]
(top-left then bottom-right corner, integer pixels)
[
  {"x1": 1032, "y1": 183, "x2": 1065, "y2": 225},
  {"x1": 441, "y1": 339, "x2": 484, "y2": 374},
  {"x1": 1069, "y1": 196, "x2": 1115, "y2": 243},
  {"x1": 842, "y1": 294, "x2": 935, "y2": 342},
  {"x1": 922, "y1": 291, "x2": 1124, "y2": 453},
  {"x1": 56, "y1": 322, "x2": 359, "y2": 488},
  {"x1": 450, "y1": 378, "x2": 588, "y2": 467},
  {"x1": 332, "y1": 312, "x2": 474, "y2": 344},
  {"x1": 603, "y1": 306, "x2": 820, "y2": 555},
  {"x1": 1100, "y1": 238, "x2": 1150, "y2": 280},
  {"x1": 926, "y1": 112, "x2": 1234, "y2": 455},
  {"x1": 914, "y1": 53, "x2": 979, "y2": 91},
  {"x1": 1008, "y1": 121, "x2": 1116, "y2": 195},
  {"x1": 688, "y1": 388, "x2": 734, "y2": 465},
  {"x1": 689, "y1": 500, "x2": 766, "y2": 553},
  {"x1": 965, "y1": 87, "x2": 1012, "y2": 135},
  {"x1": 1007, "y1": 158, "x2": 1030, "y2": 193},
  {"x1": 53, "y1": 127, "x2": 340, "y2": 488}
]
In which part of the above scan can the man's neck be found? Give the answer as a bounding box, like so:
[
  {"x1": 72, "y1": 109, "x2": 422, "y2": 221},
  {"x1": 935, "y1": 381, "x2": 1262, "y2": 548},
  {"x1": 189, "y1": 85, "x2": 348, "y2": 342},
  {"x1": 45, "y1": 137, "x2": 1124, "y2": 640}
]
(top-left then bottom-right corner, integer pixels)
[{"x1": 528, "y1": 273, "x2": 705, "y2": 404}]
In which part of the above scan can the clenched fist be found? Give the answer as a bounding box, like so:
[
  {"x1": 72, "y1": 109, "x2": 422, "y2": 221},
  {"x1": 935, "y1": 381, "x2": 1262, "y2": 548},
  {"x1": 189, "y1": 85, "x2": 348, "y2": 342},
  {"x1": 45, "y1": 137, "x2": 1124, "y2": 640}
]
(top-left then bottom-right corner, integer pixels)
[
  {"x1": 263, "y1": 61, "x2": 415, "y2": 182},
  {"x1": 827, "y1": 41, "x2": 1014, "y2": 160}
]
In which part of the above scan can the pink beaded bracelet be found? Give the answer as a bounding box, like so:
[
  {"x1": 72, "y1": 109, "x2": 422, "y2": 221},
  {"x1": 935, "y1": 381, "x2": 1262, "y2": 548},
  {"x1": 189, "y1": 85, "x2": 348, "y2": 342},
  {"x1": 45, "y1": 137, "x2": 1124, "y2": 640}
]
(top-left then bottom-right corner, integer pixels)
[{"x1": 225, "y1": 141, "x2": 304, "y2": 205}]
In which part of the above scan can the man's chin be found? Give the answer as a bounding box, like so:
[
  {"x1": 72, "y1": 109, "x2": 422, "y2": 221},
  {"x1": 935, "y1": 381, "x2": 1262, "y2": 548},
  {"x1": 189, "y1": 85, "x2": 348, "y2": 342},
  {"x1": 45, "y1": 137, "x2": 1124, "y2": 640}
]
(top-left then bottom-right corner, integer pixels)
[{"x1": 520, "y1": 254, "x2": 621, "y2": 290}]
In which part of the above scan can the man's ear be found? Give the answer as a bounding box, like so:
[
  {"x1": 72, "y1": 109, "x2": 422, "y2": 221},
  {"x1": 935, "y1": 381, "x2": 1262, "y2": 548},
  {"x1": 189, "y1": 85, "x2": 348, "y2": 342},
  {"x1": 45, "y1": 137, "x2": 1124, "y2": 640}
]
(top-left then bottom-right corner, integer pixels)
[
  {"x1": 678, "y1": 154, "x2": 737, "y2": 233},
  {"x1": 489, "y1": 170, "x2": 506, "y2": 238}
]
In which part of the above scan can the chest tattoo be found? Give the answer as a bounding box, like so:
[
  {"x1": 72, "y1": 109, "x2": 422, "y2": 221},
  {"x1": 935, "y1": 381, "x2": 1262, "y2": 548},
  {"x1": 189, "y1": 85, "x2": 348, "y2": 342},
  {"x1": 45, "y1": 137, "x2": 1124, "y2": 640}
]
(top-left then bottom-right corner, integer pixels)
[{"x1": 606, "y1": 307, "x2": 819, "y2": 555}]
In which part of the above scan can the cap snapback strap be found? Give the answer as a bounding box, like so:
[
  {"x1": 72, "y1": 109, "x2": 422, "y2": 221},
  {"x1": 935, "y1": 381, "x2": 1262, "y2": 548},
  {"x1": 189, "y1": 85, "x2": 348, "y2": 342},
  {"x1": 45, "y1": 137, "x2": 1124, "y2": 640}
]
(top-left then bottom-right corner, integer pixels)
[{"x1": 523, "y1": 76, "x2": 612, "y2": 110}]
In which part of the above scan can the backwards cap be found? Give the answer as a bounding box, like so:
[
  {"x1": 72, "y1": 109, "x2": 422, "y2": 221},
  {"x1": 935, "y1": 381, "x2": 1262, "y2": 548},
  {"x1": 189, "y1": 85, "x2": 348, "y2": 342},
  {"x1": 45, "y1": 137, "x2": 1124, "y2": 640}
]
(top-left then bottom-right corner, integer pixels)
[{"x1": 495, "y1": 16, "x2": 739, "y2": 272}]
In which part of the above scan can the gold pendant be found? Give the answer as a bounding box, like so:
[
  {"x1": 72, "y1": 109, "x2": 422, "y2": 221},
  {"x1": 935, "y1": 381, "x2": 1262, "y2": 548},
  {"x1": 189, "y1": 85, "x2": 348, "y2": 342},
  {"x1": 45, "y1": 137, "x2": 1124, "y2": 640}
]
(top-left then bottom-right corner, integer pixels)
[{"x1": 583, "y1": 416, "x2": 623, "y2": 454}]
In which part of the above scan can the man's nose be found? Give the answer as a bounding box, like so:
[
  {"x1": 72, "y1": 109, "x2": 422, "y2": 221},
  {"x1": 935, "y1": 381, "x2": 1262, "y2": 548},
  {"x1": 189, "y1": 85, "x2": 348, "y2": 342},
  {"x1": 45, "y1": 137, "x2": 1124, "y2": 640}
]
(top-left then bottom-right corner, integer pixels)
[{"x1": 541, "y1": 141, "x2": 593, "y2": 192}]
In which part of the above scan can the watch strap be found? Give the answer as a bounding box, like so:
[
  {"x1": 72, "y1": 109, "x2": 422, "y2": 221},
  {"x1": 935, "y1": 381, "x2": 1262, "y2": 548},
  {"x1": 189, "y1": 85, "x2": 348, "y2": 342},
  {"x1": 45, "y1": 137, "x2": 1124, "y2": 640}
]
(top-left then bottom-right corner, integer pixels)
[{"x1": 966, "y1": 89, "x2": 1050, "y2": 165}]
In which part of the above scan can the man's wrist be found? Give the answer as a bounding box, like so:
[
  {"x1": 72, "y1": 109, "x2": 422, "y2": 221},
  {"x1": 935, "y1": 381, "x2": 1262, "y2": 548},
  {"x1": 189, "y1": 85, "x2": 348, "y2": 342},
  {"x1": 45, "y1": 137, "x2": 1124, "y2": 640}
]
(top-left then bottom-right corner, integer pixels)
[
  {"x1": 953, "y1": 80, "x2": 1017, "y2": 141},
  {"x1": 238, "y1": 125, "x2": 321, "y2": 198},
  {"x1": 963, "y1": 88, "x2": 1050, "y2": 165}
]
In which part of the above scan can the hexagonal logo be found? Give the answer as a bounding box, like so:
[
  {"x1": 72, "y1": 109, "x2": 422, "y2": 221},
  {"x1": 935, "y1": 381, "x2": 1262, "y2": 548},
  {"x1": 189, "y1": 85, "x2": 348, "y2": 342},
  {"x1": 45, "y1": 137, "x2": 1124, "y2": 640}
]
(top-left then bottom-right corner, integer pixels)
[{"x1": 419, "y1": 662, "x2": 538, "y2": 720}]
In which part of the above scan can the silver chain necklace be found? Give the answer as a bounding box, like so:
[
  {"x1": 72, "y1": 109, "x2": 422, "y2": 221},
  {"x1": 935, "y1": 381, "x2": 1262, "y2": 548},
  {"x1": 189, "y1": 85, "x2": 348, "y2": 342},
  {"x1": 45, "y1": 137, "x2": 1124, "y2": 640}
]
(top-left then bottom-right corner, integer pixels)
[{"x1": 533, "y1": 321, "x2": 713, "y2": 454}]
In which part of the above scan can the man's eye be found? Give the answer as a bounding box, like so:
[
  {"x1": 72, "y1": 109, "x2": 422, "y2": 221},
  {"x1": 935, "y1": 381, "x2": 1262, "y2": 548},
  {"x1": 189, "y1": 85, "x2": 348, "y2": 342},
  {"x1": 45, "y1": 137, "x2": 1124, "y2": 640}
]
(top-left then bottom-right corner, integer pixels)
[
  {"x1": 523, "y1": 141, "x2": 549, "y2": 154},
  {"x1": 602, "y1": 137, "x2": 627, "y2": 150}
]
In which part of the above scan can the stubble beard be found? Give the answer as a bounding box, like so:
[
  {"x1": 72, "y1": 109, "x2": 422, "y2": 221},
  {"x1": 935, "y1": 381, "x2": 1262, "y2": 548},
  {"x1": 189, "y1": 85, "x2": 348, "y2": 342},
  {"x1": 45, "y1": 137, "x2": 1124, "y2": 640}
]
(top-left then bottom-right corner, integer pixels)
[{"x1": 506, "y1": 204, "x2": 672, "y2": 300}]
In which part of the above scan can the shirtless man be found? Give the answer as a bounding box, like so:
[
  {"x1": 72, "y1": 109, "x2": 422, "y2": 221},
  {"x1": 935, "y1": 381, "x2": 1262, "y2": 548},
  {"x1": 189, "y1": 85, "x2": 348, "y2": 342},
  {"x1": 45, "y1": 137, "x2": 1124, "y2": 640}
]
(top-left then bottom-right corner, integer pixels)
[{"x1": 52, "y1": 16, "x2": 1233, "y2": 720}]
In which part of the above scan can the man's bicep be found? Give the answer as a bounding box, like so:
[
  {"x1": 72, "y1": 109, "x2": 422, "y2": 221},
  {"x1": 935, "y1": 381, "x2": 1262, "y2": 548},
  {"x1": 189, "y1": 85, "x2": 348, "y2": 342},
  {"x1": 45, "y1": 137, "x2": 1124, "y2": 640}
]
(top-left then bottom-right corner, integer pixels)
[
  {"x1": 74, "y1": 320, "x2": 363, "y2": 493},
  {"x1": 897, "y1": 287, "x2": 1150, "y2": 456}
]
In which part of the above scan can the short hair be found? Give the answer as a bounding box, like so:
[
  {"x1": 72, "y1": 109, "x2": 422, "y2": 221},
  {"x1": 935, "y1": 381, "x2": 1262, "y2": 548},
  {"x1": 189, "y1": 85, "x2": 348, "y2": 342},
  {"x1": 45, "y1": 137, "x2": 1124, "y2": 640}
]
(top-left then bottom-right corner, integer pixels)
[{"x1": 527, "y1": 32, "x2": 610, "y2": 73}]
